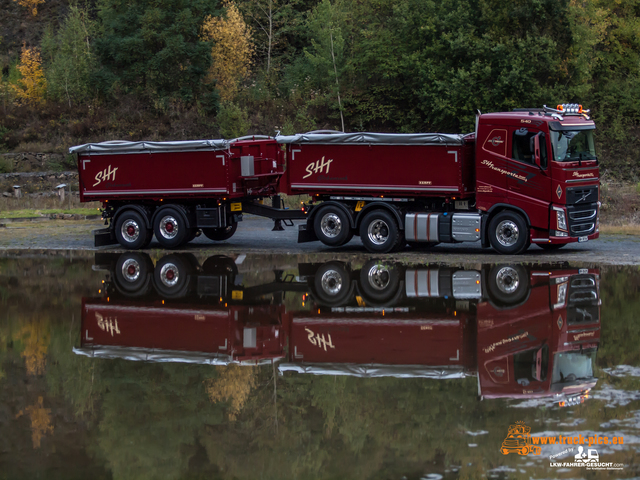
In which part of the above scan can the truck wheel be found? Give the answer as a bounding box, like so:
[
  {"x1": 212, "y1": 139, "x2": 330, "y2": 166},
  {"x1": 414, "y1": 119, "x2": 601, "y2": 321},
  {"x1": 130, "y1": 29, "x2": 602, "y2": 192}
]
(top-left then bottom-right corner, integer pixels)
[
  {"x1": 313, "y1": 262, "x2": 352, "y2": 306},
  {"x1": 153, "y1": 254, "x2": 191, "y2": 298},
  {"x1": 115, "y1": 210, "x2": 150, "y2": 250},
  {"x1": 487, "y1": 265, "x2": 529, "y2": 306},
  {"x1": 202, "y1": 222, "x2": 238, "y2": 241},
  {"x1": 359, "y1": 210, "x2": 404, "y2": 253},
  {"x1": 153, "y1": 207, "x2": 188, "y2": 248},
  {"x1": 114, "y1": 253, "x2": 152, "y2": 296},
  {"x1": 314, "y1": 206, "x2": 352, "y2": 246},
  {"x1": 488, "y1": 211, "x2": 529, "y2": 255},
  {"x1": 359, "y1": 260, "x2": 400, "y2": 304}
]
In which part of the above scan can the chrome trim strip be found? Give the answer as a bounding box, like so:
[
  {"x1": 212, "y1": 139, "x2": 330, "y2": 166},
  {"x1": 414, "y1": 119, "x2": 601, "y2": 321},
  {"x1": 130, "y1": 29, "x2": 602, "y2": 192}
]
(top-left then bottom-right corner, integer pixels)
[
  {"x1": 84, "y1": 188, "x2": 228, "y2": 196},
  {"x1": 291, "y1": 184, "x2": 459, "y2": 192},
  {"x1": 566, "y1": 178, "x2": 599, "y2": 183},
  {"x1": 531, "y1": 238, "x2": 550, "y2": 243}
]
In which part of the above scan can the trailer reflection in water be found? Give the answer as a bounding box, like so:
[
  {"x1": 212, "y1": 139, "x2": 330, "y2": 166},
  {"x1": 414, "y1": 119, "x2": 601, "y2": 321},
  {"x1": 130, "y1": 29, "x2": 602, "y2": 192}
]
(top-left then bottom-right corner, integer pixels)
[{"x1": 77, "y1": 252, "x2": 601, "y2": 407}]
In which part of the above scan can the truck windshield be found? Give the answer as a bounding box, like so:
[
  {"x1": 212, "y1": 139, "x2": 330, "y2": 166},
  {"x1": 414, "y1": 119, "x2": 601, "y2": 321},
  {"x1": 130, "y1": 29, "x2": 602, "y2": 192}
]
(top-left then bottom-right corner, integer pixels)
[
  {"x1": 552, "y1": 351, "x2": 596, "y2": 384},
  {"x1": 550, "y1": 129, "x2": 597, "y2": 162}
]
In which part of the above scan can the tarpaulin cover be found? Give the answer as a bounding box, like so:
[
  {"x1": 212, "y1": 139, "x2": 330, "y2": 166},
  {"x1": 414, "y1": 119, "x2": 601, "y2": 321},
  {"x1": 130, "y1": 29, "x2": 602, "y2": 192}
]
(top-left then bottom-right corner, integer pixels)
[
  {"x1": 69, "y1": 139, "x2": 229, "y2": 154},
  {"x1": 275, "y1": 131, "x2": 467, "y2": 146},
  {"x1": 278, "y1": 362, "x2": 470, "y2": 379},
  {"x1": 73, "y1": 346, "x2": 277, "y2": 366}
]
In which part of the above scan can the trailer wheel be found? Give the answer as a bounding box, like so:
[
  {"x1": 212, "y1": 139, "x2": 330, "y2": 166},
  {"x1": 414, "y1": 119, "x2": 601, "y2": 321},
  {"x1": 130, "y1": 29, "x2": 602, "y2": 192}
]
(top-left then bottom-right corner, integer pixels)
[
  {"x1": 487, "y1": 265, "x2": 529, "y2": 306},
  {"x1": 488, "y1": 211, "x2": 529, "y2": 255},
  {"x1": 114, "y1": 253, "x2": 152, "y2": 296},
  {"x1": 153, "y1": 254, "x2": 191, "y2": 298},
  {"x1": 153, "y1": 207, "x2": 188, "y2": 248},
  {"x1": 359, "y1": 260, "x2": 400, "y2": 304},
  {"x1": 359, "y1": 210, "x2": 404, "y2": 253},
  {"x1": 115, "y1": 210, "x2": 150, "y2": 250},
  {"x1": 313, "y1": 262, "x2": 352, "y2": 306},
  {"x1": 314, "y1": 206, "x2": 352, "y2": 246},
  {"x1": 202, "y1": 222, "x2": 238, "y2": 241}
]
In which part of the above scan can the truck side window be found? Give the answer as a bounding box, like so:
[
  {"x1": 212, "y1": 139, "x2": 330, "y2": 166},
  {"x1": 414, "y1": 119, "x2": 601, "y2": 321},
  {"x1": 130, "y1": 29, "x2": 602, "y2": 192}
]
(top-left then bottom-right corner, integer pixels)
[{"x1": 512, "y1": 128, "x2": 547, "y2": 168}]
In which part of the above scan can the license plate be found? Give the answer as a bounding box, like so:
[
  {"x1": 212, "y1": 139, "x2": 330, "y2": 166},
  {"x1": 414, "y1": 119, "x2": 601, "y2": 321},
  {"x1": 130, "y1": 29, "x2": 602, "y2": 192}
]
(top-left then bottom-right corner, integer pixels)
[{"x1": 578, "y1": 236, "x2": 588, "y2": 243}]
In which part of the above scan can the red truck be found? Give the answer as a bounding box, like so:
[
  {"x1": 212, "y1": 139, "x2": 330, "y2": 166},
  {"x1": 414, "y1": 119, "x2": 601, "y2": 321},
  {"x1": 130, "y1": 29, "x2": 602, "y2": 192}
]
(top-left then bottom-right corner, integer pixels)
[
  {"x1": 77, "y1": 252, "x2": 599, "y2": 405},
  {"x1": 72, "y1": 104, "x2": 600, "y2": 254}
]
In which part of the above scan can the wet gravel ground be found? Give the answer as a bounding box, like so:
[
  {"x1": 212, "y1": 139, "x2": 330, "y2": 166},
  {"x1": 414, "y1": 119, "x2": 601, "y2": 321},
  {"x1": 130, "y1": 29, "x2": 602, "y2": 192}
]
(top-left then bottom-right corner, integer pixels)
[{"x1": 1, "y1": 215, "x2": 639, "y2": 265}]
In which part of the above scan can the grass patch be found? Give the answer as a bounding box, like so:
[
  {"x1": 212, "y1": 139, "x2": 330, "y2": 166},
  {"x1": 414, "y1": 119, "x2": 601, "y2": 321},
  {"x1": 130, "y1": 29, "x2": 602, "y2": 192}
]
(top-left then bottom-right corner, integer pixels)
[
  {"x1": 0, "y1": 208, "x2": 99, "y2": 218},
  {"x1": 600, "y1": 224, "x2": 640, "y2": 236}
]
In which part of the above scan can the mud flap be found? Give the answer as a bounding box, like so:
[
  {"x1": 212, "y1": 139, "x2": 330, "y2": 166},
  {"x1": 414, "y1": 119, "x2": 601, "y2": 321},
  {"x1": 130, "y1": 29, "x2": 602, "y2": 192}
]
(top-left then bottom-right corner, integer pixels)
[
  {"x1": 297, "y1": 223, "x2": 318, "y2": 243},
  {"x1": 94, "y1": 227, "x2": 117, "y2": 247}
]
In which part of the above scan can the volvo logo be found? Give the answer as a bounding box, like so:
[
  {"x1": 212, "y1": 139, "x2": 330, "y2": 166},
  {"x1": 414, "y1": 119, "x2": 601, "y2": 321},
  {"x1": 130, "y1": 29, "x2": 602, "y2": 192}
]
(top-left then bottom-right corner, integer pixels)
[{"x1": 577, "y1": 191, "x2": 592, "y2": 203}]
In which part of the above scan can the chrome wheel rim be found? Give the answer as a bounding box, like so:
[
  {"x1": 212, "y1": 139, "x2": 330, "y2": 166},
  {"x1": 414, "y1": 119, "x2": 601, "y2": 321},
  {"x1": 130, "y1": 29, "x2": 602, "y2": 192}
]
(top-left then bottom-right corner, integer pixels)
[
  {"x1": 320, "y1": 213, "x2": 342, "y2": 238},
  {"x1": 321, "y1": 269, "x2": 343, "y2": 295},
  {"x1": 367, "y1": 264, "x2": 390, "y2": 290},
  {"x1": 496, "y1": 220, "x2": 519, "y2": 247},
  {"x1": 367, "y1": 219, "x2": 389, "y2": 246},
  {"x1": 121, "y1": 258, "x2": 141, "y2": 282},
  {"x1": 159, "y1": 263, "x2": 179, "y2": 287},
  {"x1": 160, "y1": 216, "x2": 179, "y2": 239},
  {"x1": 121, "y1": 220, "x2": 140, "y2": 243},
  {"x1": 495, "y1": 266, "x2": 520, "y2": 294}
]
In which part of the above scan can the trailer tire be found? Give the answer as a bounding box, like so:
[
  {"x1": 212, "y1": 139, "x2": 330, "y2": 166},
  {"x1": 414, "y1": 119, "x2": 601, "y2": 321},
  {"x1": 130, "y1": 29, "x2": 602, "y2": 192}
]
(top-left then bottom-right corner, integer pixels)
[
  {"x1": 359, "y1": 210, "x2": 404, "y2": 253},
  {"x1": 314, "y1": 206, "x2": 352, "y2": 246},
  {"x1": 154, "y1": 254, "x2": 191, "y2": 298},
  {"x1": 114, "y1": 253, "x2": 152, "y2": 296},
  {"x1": 487, "y1": 265, "x2": 529, "y2": 306},
  {"x1": 359, "y1": 260, "x2": 400, "y2": 304},
  {"x1": 313, "y1": 262, "x2": 352, "y2": 306},
  {"x1": 115, "y1": 210, "x2": 150, "y2": 250},
  {"x1": 153, "y1": 207, "x2": 188, "y2": 248},
  {"x1": 202, "y1": 222, "x2": 238, "y2": 241},
  {"x1": 488, "y1": 211, "x2": 529, "y2": 255}
]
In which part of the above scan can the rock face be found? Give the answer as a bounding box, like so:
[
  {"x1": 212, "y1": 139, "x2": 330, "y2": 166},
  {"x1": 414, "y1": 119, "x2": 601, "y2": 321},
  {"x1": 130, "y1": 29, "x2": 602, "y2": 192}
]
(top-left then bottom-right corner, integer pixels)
[
  {"x1": 0, "y1": 171, "x2": 78, "y2": 194},
  {"x1": 0, "y1": 153, "x2": 70, "y2": 173}
]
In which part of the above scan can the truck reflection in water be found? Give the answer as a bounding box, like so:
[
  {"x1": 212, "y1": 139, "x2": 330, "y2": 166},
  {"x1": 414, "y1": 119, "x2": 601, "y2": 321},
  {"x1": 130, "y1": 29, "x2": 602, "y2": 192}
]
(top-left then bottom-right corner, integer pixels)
[{"x1": 76, "y1": 252, "x2": 601, "y2": 407}]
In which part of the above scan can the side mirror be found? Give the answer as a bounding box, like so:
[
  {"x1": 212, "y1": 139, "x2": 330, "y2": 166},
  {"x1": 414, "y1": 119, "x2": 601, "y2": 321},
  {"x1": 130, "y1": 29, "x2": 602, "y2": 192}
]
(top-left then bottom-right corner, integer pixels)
[{"x1": 530, "y1": 132, "x2": 544, "y2": 168}]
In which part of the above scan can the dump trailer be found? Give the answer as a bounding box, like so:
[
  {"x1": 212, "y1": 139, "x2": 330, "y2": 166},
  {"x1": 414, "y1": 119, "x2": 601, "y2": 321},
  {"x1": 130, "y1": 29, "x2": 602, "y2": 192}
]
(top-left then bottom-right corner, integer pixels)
[{"x1": 73, "y1": 104, "x2": 600, "y2": 254}]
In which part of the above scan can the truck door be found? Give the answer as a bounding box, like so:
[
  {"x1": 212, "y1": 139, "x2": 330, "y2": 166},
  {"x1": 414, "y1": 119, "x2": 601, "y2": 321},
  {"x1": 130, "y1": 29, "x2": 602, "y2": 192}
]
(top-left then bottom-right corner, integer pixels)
[
  {"x1": 476, "y1": 125, "x2": 509, "y2": 205},
  {"x1": 507, "y1": 127, "x2": 552, "y2": 230}
]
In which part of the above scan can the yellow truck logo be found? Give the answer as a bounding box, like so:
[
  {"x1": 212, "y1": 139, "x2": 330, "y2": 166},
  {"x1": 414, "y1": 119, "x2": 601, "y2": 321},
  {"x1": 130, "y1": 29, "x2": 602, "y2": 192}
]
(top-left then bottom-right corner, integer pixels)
[{"x1": 501, "y1": 421, "x2": 542, "y2": 456}]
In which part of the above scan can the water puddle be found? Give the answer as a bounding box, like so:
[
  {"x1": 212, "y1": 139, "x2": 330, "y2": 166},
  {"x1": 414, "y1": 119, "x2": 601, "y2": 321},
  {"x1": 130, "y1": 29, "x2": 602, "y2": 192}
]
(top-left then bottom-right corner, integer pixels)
[{"x1": 1, "y1": 253, "x2": 638, "y2": 478}]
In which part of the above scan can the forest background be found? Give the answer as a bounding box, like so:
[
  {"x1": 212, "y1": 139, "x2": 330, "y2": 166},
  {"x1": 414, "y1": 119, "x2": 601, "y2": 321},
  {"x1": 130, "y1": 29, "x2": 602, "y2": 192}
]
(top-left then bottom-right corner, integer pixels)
[{"x1": 0, "y1": 0, "x2": 639, "y2": 182}]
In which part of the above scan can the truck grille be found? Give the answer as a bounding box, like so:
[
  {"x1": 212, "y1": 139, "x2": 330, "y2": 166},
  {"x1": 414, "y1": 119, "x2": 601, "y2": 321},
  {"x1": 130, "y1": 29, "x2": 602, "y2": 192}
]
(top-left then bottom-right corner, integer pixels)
[
  {"x1": 566, "y1": 186, "x2": 598, "y2": 205},
  {"x1": 566, "y1": 202, "x2": 598, "y2": 236},
  {"x1": 566, "y1": 273, "x2": 599, "y2": 325}
]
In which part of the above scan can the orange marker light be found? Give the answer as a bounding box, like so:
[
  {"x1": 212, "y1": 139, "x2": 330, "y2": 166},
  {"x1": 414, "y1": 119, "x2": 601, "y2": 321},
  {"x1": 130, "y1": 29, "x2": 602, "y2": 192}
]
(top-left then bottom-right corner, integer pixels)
[{"x1": 556, "y1": 105, "x2": 564, "y2": 111}]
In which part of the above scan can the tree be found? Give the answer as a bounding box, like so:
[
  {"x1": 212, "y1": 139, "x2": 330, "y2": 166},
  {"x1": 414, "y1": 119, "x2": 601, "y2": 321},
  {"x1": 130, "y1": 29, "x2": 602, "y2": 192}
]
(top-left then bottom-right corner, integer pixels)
[
  {"x1": 42, "y1": 5, "x2": 96, "y2": 106},
  {"x1": 205, "y1": 364, "x2": 256, "y2": 420},
  {"x1": 202, "y1": 1, "x2": 254, "y2": 101},
  {"x1": 13, "y1": 44, "x2": 47, "y2": 105},
  {"x1": 93, "y1": 0, "x2": 219, "y2": 111},
  {"x1": 13, "y1": 0, "x2": 45, "y2": 16}
]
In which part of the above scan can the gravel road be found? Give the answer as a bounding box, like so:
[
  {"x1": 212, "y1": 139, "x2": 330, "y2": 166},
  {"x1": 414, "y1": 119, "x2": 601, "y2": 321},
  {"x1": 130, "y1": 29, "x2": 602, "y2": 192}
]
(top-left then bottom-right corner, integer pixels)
[{"x1": 1, "y1": 215, "x2": 639, "y2": 265}]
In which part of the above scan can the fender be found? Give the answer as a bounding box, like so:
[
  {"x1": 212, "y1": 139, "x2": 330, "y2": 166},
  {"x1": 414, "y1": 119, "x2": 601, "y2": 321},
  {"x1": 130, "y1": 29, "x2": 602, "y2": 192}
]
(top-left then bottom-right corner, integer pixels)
[
  {"x1": 308, "y1": 201, "x2": 356, "y2": 229},
  {"x1": 151, "y1": 204, "x2": 193, "y2": 230},
  {"x1": 113, "y1": 204, "x2": 153, "y2": 230},
  {"x1": 356, "y1": 202, "x2": 405, "y2": 231}
]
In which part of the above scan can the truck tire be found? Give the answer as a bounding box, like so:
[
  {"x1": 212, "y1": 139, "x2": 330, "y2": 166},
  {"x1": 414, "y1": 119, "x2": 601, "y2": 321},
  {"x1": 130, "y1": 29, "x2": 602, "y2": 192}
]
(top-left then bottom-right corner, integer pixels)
[
  {"x1": 359, "y1": 209, "x2": 404, "y2": 253},
  {"x1": 313, "y1": 262, "x2": 352, "y2": 306},
  {"x1": 202, "y1": 222, "x2": 238, "y2": 241},
  {"x1": 153, "y1": 207, "x2": 188, "y2": 248},
  {"x1": 488, "y1": 211, "x2": 529, "y2": 255},
  {"x1": 114, "y1": 253, "x2": 152, "y2": 296},
  {"x1": 359, "y1": 260, "x2": 401, "y2": 304},
  {"x1": 487, "y1": 265, "x2": 529, "y2": 306},
  {"x1": 153, "y1": 254, "x2": 191, "y2": 298},
  {"x1": 314, "y1": 205, "x2": 352, "y2": 246},
  {"x1": 115, "y1": 210, "x2": 151, "y2": 250}
]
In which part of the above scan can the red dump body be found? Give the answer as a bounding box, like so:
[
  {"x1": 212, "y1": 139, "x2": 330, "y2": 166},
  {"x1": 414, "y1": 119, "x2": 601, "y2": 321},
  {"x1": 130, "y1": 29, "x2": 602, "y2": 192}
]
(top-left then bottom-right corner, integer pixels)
[
  {"x1": 277, "y1": 132, "x2": 475, "y2": 198},
  {"x1": 74, "y1": 138, "x2": 284, "y2": 202}
]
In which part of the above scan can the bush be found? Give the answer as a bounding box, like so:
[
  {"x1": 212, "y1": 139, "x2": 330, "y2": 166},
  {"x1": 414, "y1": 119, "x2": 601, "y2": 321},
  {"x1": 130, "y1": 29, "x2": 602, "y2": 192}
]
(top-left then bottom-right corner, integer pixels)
[{"x1": 216, "y1": 102, "x2": 250, "y2": 139}]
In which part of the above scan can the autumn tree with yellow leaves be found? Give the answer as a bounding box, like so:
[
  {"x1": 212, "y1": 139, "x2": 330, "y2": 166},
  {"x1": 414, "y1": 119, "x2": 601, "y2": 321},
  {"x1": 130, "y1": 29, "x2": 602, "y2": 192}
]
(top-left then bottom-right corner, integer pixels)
[
  {"x1": 205, "y1": 365, "x2": 256, "y2": 420},
  {"x1": 202, "y1": 2, "x2": 254, "y2": 101},
  {"x1": 14, "y1": 44, "x2": 47, "y2": 105},
  {"x1": 13, "y1": 0, "x2": 45, "y2": 16}
]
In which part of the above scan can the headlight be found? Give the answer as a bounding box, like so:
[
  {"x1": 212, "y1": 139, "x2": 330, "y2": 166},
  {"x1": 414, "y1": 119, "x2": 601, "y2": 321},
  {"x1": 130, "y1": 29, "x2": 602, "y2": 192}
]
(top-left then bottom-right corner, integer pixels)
[{"x1": 553, "y1": 207, "x2": 567, "y2": 231}]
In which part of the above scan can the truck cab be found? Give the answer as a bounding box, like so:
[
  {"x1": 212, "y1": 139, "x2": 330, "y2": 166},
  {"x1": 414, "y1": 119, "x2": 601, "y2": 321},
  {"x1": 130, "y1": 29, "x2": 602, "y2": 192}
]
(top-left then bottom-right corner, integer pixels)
[{"x1": 476, "y1": 104, "x2": 600, "y2": 250}]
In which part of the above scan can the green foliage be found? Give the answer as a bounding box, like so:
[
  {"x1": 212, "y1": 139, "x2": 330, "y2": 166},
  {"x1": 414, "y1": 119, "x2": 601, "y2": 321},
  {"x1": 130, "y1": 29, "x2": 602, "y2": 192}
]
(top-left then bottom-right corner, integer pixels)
[
  {"x1": 42, "y1": 5, "x2": 97, "y2": 106},
  {"x1": 216, "y1": 101, "x2": 250, "y2": 138},
  {"x1": 93, "y1": 0, "x2": 220, "y2": 108}
]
